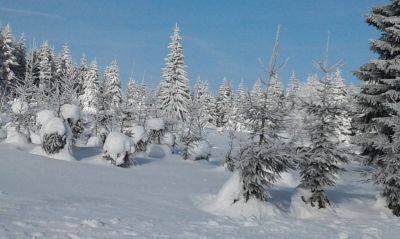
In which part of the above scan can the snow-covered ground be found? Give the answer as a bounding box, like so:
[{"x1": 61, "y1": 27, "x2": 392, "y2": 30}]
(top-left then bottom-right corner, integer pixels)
[{"x1": 0, "y1": 131, "x2": 399, "y2": 238}]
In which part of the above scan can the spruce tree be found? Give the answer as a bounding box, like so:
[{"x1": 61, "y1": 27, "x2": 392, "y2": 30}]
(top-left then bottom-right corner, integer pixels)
[
  {"x1": 79, "y1": 60, "x2": 98, "y2": 114},
  {"x1": 215, "y1": 78, "x2": 233, "y2": 128},
  {"x1": 102, "y1": 61, "x2": 122, "y2": 131},
  {"x1": 159, "y1": 24, "x2": 190, "y2": 124},
  {"x1": 354, "y1": 0, "x2": 400, "y2": 216},
  {"x1": 0, "y1": 24, "x2": 19, "y2": 103}
]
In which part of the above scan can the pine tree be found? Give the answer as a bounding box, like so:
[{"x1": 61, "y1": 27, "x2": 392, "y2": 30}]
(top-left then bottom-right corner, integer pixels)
[
  {"x1": 215, "y1": 78, "x2": 233, "y2": 128},
  {"x1": 298, "y1": 34, "x2": 349, "y2": 209},
  {"x1": 12, "y1": 34, "x2": 26, "y2": 85},
  {"x1": 250, "y1": 78, "x2": 263, "y2": 107},
  {"x1": 37, "y1": 41, "x2": 55, "y2": 109},
  {"x1": 286, "y1": 71, "x2": 300, "y2": 109},
  {"x1": 193, "y1": 78, "x2": 213, "y2": 130},
  {"x1": 235, "y1": 26, "x2": 293, "y2": 203},
  {"x1": 354, "y1": 0, "x2": 400, "y2": 216},
  {"x1": 102, "y1": 61, "x2": 122, "y2": 132},
  {"x1": 77, "y1": 54, "x2": 88, "y2": 97},
  {"x1": 159, "y1": 24, "x2": 190, "y2": 124},
  {"x1": 0, "y1": 24, "x2": 19, "y2": 104},
  {"x1": 79, "y1": 60, "x2": 98, "y2": 114}
]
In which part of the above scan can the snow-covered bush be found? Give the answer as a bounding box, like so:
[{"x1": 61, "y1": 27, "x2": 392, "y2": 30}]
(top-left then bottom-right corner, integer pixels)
[
  {"x1": 40, "y1": 117, "x2": 68, "y2": 154},
  {"x1": 6, "y1": 126, "x2": 29, "y2": 146},
  {"x1": 146, "y1": 118, "x2": 165, "y2": 144},
  {"x1": 103, "y1": 132, "x2": 135, "y2": 167},
  {"x1": 60, "y1": 104, "x2": 83, "y2": 141},
  {"x1": 36, "y1": 110, "x2": 56, "y2": 130},
  {"x1": 191, "y1": 140, "x2": 211, "y2": 160},
  {"x1": 10, "y1": 100, "x2": 32, "y2": 136},
  {"x1": 162, "y1": 132, "x2": 175, "y2": 147},
  {"x1": 131, "y1": 125, "x2": 148, "y2": 152}
]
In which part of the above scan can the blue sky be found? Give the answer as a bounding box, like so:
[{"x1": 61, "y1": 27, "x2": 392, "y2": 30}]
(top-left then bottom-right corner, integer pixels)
[{"x1": 0, "y1": 0, "x2": 388, "y2": 92}]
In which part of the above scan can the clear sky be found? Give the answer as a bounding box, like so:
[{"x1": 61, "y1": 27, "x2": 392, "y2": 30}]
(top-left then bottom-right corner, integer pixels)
[{"x1": 0, "y1": 0, "x2": 388, "y2": 92}]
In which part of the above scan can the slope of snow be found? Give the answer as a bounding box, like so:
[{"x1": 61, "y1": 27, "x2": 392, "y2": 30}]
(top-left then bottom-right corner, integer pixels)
[{"x1": 0, "y1": 131, "x2": 400, "y2": 238}]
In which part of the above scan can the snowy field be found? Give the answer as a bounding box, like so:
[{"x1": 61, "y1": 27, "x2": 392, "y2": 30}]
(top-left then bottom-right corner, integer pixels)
[{"x1": 0, "y1": 131, "x2": 399, "y2": 239}]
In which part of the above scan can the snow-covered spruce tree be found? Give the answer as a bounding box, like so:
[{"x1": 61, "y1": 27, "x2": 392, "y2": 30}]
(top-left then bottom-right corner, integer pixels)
[
  {"x1": 235, "y1": 27, "x2": 293, "y2": 203},
  {"x1": 76, "y1": 54, "x2": 88, "y2": 97},
  {"x1": 37, "y1": 41, "x2": 56, "y2": 110},
  {"x1": 181, "y1": 99, "x2": 203, "y2": 160},
  {"x1": 215, "y1": 78, "x2": 233, "y2": 128},
  {"x1": 250, "y1": 78, "x2": 264, "y2": 107},
  {"x1": 298, "y1": 34, "x2": 349, "y2": 209},
  {"x1": 79, "y1": 59, "x2": 98, "y2": 114},
  {"x1": 12, "y1": 34, "x2": 26, "y2": 86},
  {"x1": 158, "y1": 24, "x2": 190, "y2": 126},
  {"x1": 102, "y1": 61, "x2": 122, "y2": 132},
  {"x1": 354, "y1": 0, "x2": 400, "y2": 216},
  {"x1": 193, "y1": 78, "x2": 213, "y2": 130},
  {"x1": 0, "y1": 24, "x2": 19, "y2": 105},
  {"x1": 121, "y1": 76, "x2": 138, "y2": 136},
  {"x1": 286, "y1": 71, "x2": 300, "y2": 109}
]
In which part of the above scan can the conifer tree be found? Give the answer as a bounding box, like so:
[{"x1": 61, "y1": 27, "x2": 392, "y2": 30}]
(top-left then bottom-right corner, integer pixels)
[
  {"x1": 102, "y1": 61, "x2": 122, "y2": 131},
  {"x1": 0, "y1": 24, "x2": 19, "y2": 103},
  {"x1": 79, "y1": 60, "x2": 98, "y2": 114},
  {"x1": 159, "y1": 24, "x2": 190, "y2": 124},
  {"x1": 354, "y1": 0, "x2": 400, "y2": 216},
  {"x1": 215, "y1": 78, "x2": 233, "y2": 128},
  {"x1": 286, "y1": 71, "x2": 300, "y2": 109}
]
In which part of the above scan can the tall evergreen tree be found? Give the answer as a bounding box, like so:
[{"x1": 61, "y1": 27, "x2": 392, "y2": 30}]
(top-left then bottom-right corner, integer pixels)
[
  {"x1": 79, "y1": 60, "x2": 98, "y2": 114},
  {"x1": 0, "y1": 24, "x2": 19, "y2": 103},
  {"x1": 159, "y1": 24, "x2": 190, "y2": 124},
  {"x1": 215, "y1": 78, "x2": 233, "y2": 128},
  {"x1": 102, "y1": 61, "x2": 122, "y2": 131},
  {"x1": 354, "y1": 0, "x2": 400, "y2": 216}
]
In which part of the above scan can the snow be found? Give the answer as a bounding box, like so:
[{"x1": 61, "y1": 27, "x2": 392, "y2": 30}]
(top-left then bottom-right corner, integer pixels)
[
  {"x1": 5, "y1": 126, "x2": 29, "y2": 147},
  {"x1": 60, "y1": 104, "x2": 80, "y2": 124},
  {"x1": 36, "y1": 110, "x2": 56, "y2": 127},
  {"x1": 190, "y1": 140, "x2": 211, "y2": 160},
  {"x1": 40, "y1": 117, "x2": 66, "y2": 138},
  {"x1": 103, "y1": 132, "x2": 135, "y2": 165},
  {"x1": 86, "y1": 136, "x2": 102, "y2": 147},
  {"x1": 162, "y1": 132, "x2": 175, "y2": 146},
  {"x1": 145, "y1": 118, "x2": 165, "y2": 131},
  {"x1": 0, "y1": 130, "x2": 400, "y2": 238},
  {"x1": 130, "y1": 125, "x2": 147, "y2": 144},
  {"x1": 11, "y1": 100, "x2": 28, "y2": 115},
  {"x1": 146, "y1": 143, "x2": 171, "y2": 158}
]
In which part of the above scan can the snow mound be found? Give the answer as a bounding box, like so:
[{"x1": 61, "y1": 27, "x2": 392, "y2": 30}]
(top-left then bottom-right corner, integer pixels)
[
  {"x1": 276, "y1": 171, "x2": 300, "y2": 188},
  {"x1": 5, "y1": 126, "x2": 29, "y2": 146},
  {"x1": 131, "y1": 125, "x2": 147, "y2": 144},
  {"x1": 103, "y1": 132, "x2": 135, "y2": 166},
  {"x1": 289, "y1": 187, "x2": 335, "y2": 219},
  {"x1": 146, "y1": 118, "x2": 165, "y2": 131},
  {"x1": 61, "y1": 104, "x2": 80, "y2": 124},
  {"x1": 40, "y1": 117, "x2": 66, "y2": 139},
  {"x1": 11, "y1": 100, "x2": 28, "y2": 115},
  {"x1": 86, "y1": 136, "x2": 102, "y2": 147},
  {"x1": 31, "y1": 145, "x2": 75, "y2": 161},
  {"x1": 190, "y1": 140, "x2": 211, "y2": 160},
  {"x1": 146, "y1": 144, "x2": 171, "y2": 158},
  {"x1": 199, "y1": 171, "x2": 281, "y2": 218},
  {"x1": 30, "y1": 131, "x2": 41, "y2": 144},
  {"x1": 36, "y1": 110, "x2": 56, "y2": 127},
  {"x1": 0, "y1": 128, "x2": 6, "y2": 139},
  {"x1": 162, "y1": 132, "x2": 175, "y2": 146}
]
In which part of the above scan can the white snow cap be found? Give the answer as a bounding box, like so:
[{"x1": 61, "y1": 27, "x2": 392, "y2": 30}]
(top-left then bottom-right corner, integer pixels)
[
  {"x1": 36, "y1": 110, "x2": 56, "y2": 127},
  {"x1": 40, "y1": 117, "x2": 66, "y2": 139},
  {"x1": 103, "y1": 132, "x2": 135, "y2": 159},
  {"x1": 131, "y1": 125, "x2": 147, "y2": 144},
  {"x1": 11, "y1": 100, "x2": 28, "y2": 115},
  {"x1": 60, "y1": 104, "x2": 80, "y2": 124},
  {"x1": 146, "y1": 118, "x2": 165, "y2": 131}
]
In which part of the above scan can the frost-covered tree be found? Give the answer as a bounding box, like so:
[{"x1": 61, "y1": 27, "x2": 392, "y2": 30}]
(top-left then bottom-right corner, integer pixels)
[
  {"x1": 37, "y1": 41, "x2": 56, "y2": 109},
  {"x1": 231, "y1": 82, "x2": 249, "y2": 131},
  {"x1": 298, "y1": 34, "x2": 349, "y2": 209},
  {"x1": 215, "y1": 78, "x2": 233, "y2": 128},
  {"x1": 77, "y1": 54, "x2": 88, "y2": 97},
  {"x1": 0, "y1": 24, "x2": 19, "y2": 104},
  {"x1": 102, "y1": 61, "x2": 122, "y2": 132},
  {"x1": 79, "y1": 60, "x2": 98, "y2": 114},
  {"x1": 235, "y1": 26, "x2": 293, "y2": 203},
  {"x1": 354, "y1": 0, "x2": 400, "y2": 216},
  {"x1": 159, "y1": 24, "x2": 190, "y2": 124},
  {"x1": 286, "y1": 71, "x2": 300, "y2": 109},
  {"x1": 250, "y1": 78, "x2": 263, "y2": 107},
  {"x1": 193, "y1": 78, "x2": 213, "y2": 129},
  {"x1": 12, "y1": 34, "x2": 26, "y2": 85}
]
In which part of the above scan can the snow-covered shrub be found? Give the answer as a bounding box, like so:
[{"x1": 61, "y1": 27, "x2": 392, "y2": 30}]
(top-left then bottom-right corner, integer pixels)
[
  {"x1": 40, "y1": 117, "x2": 68, "y2": 154},
  {"x1": 36, "y1": 110, "x2": 56, "y2": 129},
  {"x1": 10, "y1": 100, "x2": 32, "y2": 136},
  {"x1": 131, "y1": 125, "x2": 148, "y2": 152},
  {"x1": 190, "y1": 140, "x2": 211, "y2": 160},
  {"x1": 146, "y1": 118, "x2": 165, "y2": 144},
  {"x1": 103, "y1": 132, "x2": 135, "y2": 167},
  {"x1": 6, "y1": 126, "x2": 29, "y2": 146},
  {"x1": 60, "y1": 104, "x2": 83, "y2": 140}
]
